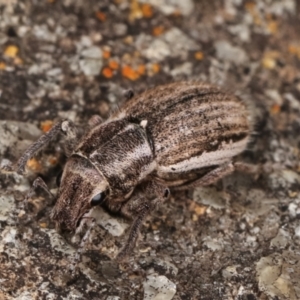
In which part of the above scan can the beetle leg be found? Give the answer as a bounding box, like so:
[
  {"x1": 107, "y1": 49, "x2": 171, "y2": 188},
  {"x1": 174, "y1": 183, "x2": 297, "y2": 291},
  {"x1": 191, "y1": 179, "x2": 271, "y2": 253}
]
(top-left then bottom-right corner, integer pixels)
[
  {"x1": 116, "y1": 181, "x2": 169, "y2": 261},
  {"x1": 233, "y1": 161, "x2": 261, "y2": 175},
  {"x1": 172, "y1": 162, "x2": 234, "y2": 190},
  {"x1": 123, "y1": 88, "x2": 135, "y2": 101},
  {"x1": 60, "y1": 120, "x2": 80, "y2": 156},
  {"x1": 232, "y1": 161, "x2": 269, "y2": 181},
  {"x1": 88, "y1": 115, "x2": 103, "y2": 128},
  {"x1": 172, "y1": 161, "x2": 261, "y2": 190},
  {"x1": 17, "y1": 119, "x2": 79, "y2": 174},
  {"x1": 17, "y1": 122, "x2": 63, "y2": 175}
]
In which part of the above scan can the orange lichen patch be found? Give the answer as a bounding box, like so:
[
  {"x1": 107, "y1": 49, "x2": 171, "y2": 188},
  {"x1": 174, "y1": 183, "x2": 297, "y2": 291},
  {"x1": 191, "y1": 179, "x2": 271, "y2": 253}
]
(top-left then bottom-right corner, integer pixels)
[
  {"x1": 265, "y1": 13, "x2": 278, "y2": 34},
  {"x1": 39, "y1": 222, "x2": 48, "y2": 228},
  {"x1": 122, "y1": 65, "x2": 140, "y2": 81},
  {"x1": 129, "y1": 0, "x2": 143, "y2": 21},
  {"x1": 102, "y1": 67, "x2": 113, "y2": 78},
  {"x1": 270, "y1": 104, "x2": 281, "y2": 115},
  {"x1": 4, "y1": 45, "x2": 19, "y2": 58},
  {"x1": 152, "y1": 26, "x2": 164, "y2": 36},
  {"x1": 189, "y1": 201, "x2": 207, "y2": 216},
  {"x1": 108, "y1": 60, "x2": 119, "y2": 70},
  {"x1": 123, "y1": 35, "x2": 133, "y2": 44},
  {"x1": 262, "y1": 57, "x2": 276, "y2": 69},
  {"x1": 253, "y1": 14, "x2": 262, "y2": 26},
  {"x1": 48, "y1": 156, "x2": 58, "y2": 166},
  {"x1": 192, "y1": 214, "x2": 199, "y2": 222},
  {"x1": 26, "y1": 158, "x2": 42, "y2": 172},
  {"x1": 288, "y1": 44, "x2": 300, "y2": 59},
  {"x1": 194, "y1": 51, "x2": 204, "y2": 60},
  {"x1": 137, "y1": 64, "x2": 146, "y2": 75},
  {"x1": 141, "y1": 3, "x2": 153, "y2": 18},
  {"x1": 0, "y1": 62, "x2": 6, "y2": 70},
  {"x1": 14, "y1": 57, "x2": 23, "y2": 65},
  {"x1": 288, "y1": 190, "x2": 298, "y2": 198},
  {"x1": 245, "y1": 1, "x2": 262, "y2": 26},
  {"x1": 261, "y1": 51, "x2": 280, "y2": 69},
  {"x1": 288, "y1": 44, "x2": 299, "y2": 55},
  {"x1": 244, "y1": 1, "x2": 256, "y2": 12},
  {"x1": 40, "y1": 120, "x2": 54, "y2": 133},
  {"x1": 150, "y1": 221, "x2": 161, "y2": 231},
  {"x1": 96, "y1": 11, "x2": 106, "y2": 22},
  {"x1": 133, "y1": 50, "x2": 141, "y2": 58},
  {"x1": 193, "y1": 204, "x2": 207, "y2": 216},
  {"x1": 103, "y1": 50, "x2": 111, "y2": 59},
  {"x1": 267, "y1": 20, "x2": 278, "y2": 34},
  {"x1": 151, "y1": 63, "x2": 160, "y2": 73},
  {"x1": 171, "y1": 9, "x2": 181, "y2": 17}
]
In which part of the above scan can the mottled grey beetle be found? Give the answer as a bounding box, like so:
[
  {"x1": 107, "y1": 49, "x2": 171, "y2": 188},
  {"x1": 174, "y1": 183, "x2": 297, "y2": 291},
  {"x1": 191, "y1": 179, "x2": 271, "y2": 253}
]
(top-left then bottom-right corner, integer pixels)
[{"x1": 17, "y1": 81, "x2": 256, "y2": 260}]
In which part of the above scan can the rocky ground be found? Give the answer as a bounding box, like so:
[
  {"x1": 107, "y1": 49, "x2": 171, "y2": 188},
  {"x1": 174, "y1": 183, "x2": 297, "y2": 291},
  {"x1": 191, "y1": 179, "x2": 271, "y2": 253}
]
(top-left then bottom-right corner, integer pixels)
[{"x1": 1, "y1": 0, "x2": 300, "y2": 299}]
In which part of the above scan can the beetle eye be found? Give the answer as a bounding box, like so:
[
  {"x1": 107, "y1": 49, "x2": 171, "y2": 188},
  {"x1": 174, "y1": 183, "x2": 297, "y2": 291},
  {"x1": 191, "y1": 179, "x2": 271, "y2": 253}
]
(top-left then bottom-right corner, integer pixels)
[
  {"x1": 90, "y1": 191, "x2": 107, "y2": 206},
  {"x1": 56, "y1": 171, "x2": 63, "y2": 187}
]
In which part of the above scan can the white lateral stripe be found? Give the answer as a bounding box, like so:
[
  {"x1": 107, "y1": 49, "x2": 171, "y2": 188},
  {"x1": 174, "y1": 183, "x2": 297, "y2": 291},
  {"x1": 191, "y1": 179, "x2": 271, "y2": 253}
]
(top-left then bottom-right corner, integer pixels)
[{"x1": 157, "y1": 137, "x2": 249, "y2": 173}]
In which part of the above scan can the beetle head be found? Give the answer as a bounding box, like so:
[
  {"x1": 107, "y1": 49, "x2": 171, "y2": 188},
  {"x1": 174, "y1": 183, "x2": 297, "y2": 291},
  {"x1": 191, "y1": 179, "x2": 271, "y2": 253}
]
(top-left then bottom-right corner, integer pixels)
[{"x1": 51, "y1": 155, "x2": 109, "y2": 231}]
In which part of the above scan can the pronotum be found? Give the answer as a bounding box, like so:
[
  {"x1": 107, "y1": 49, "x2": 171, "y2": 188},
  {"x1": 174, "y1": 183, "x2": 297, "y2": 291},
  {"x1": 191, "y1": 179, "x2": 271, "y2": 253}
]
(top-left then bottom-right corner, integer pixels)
[{"x1": 17, "y1": 81, "x2": 257, "y2": 261}]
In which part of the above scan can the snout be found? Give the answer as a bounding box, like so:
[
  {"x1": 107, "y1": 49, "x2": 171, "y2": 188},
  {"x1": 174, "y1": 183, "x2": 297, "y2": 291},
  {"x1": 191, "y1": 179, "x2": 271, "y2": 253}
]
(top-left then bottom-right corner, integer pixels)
[{"x1": 51, "y1": 209, "x2": 77, "y2": 232}]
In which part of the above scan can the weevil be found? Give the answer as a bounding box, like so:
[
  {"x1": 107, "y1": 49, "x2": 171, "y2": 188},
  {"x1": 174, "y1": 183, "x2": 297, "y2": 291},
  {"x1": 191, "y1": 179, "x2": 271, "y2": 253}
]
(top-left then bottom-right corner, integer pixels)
[{"x1": 17, "y1": 81, "x2": 257, "y2": 261}]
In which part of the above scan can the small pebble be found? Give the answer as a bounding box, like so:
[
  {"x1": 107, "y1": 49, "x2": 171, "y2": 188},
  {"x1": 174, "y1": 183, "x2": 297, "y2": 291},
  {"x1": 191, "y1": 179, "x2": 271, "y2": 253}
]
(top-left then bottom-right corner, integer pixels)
[{"x1": 143, "y1": 274, "x2": 176, "y2": 300}]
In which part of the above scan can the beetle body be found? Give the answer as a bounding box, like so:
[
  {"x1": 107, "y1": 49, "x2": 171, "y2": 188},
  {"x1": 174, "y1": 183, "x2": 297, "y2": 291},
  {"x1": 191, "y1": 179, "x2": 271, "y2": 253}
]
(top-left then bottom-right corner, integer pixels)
[
  {"x1": 17, "y1": 81, "x2": 252, "y2": 259},
  {"x1": 113, "y1": 81, "x2": 251, "y2": 184}
]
